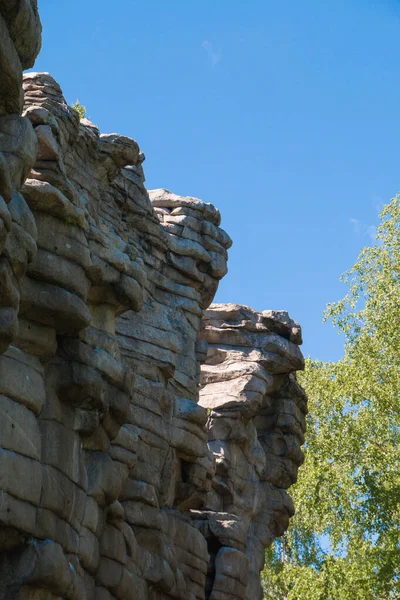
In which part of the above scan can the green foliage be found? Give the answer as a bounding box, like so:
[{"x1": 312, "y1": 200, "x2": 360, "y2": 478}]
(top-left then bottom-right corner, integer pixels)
[
  {"x1": 71, "y1": 99, "x2": 86, "y2": 119},
  {"x1": 262, "y1": 195, "x2": 400, "y2": 599}
]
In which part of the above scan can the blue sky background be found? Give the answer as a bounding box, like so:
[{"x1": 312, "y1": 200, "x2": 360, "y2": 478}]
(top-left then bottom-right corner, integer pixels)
[{"x1": 32, "y1": 0, "x2": 400, "y2": 361}]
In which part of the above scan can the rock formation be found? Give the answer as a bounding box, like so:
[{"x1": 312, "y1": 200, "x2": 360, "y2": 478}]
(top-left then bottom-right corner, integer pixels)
[
  {"x1": 199, "y1": 305, "x2": 306, "y2": 599},
  {"x1": 0, "y1": 2, "x2": 307, "y2": 599}
]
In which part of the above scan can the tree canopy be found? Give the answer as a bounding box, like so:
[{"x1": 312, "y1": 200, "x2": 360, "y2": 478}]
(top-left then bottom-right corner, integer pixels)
[{"x1": 262, "y1": 195, "x2": 400, "y2": 599}]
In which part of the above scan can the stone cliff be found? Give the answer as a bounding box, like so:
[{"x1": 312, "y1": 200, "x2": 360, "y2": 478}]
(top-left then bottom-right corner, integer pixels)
[{"x1": 0, "y1": 2, "x2": 307, "y2": 599}]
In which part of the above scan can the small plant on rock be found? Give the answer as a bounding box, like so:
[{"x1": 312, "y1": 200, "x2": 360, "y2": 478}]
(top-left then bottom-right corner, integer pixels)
[{"x1": 71, "y1": 99, "x2": 86, "y2": 119}]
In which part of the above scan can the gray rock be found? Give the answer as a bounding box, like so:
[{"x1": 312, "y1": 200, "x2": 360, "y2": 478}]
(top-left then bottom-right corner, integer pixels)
[
  {"x1": 0, "y1": 0, "x2": 42, "y2": 69},
  {"x1": 0, "y1": 17, "x2": 307, "y2": 598}
]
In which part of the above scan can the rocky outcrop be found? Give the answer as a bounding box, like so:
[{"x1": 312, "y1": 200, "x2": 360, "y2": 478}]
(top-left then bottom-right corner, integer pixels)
[
  {"x1": 0, "y1": 0, "x2": 41, "y2": 355},
  {"x1": 0, "y1": 3, "x2": 307, "y2": 599},
  {"x1": 199, "y1": 304, "x2": 306, "y2": 599}
]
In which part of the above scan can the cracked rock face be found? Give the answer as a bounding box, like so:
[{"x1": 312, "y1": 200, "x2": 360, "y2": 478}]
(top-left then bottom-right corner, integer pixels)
[
  {"x1": 0, "y1": 3, "x2": 307, "y2": 599},
  {"x1": 199, "y1": 304, "x2": 306, "y2": 599}
]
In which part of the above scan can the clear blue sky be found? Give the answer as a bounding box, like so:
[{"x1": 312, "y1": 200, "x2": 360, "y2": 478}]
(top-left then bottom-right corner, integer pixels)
[{"x1": 32, "y1": 0, "x2": 400, "y2": 361}]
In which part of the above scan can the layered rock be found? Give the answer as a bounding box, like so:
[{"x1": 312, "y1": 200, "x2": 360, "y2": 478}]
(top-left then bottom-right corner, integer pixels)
[
  {"x1": 0, "y1": 3, "x2": 307, "y2": 599},
  {"x1": 199, "y1": 304, "x2": 306, "y2": 599},
  {"x1": 0, "y1": 0, "x2": 41, "y2": 354}
]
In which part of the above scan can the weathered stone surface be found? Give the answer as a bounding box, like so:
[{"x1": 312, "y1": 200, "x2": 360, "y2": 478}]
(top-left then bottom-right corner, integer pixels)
[
  {"x1": 0, "y1": 6, "x2": 307, "y2": 600},
  {"x1": 0, "y1": 12, "x2": 23, "y2": 115},
  {"x1": 0, "y1": 0, "x2": 42, "y2": 69},
  {"x1": 198, "y1": 304, "x2": 306, "y2": 597},
  {"x1": 0, "y1": 0, "x2": 40, "y2": 359}
]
